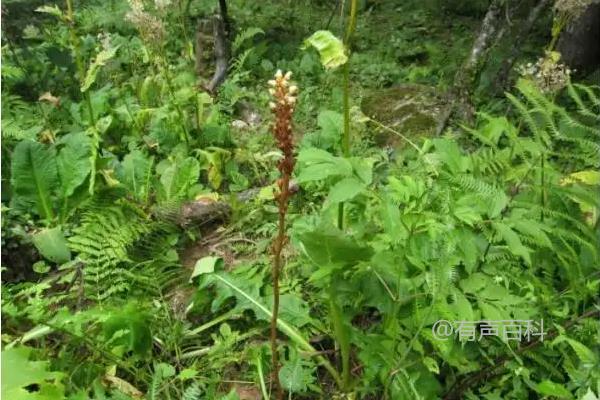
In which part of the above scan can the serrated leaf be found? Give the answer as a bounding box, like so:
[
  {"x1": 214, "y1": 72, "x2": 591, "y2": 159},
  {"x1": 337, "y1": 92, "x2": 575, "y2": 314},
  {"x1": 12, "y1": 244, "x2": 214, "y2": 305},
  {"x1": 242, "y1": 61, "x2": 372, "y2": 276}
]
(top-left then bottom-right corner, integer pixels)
[
  {"x1": 453, "y1": 206, "x2": 481, "y2": 226},
  {"x1": 302, "y1": 30, "x2": 347, "y2": 69},
  {"x1": 279, "y1": 349, "x2": 316, "y2": 393},
  {"x1": 81, "y1": 45, "x2": 120, "y2": 92},
  {"x1": 535, "y1": 380, "x2": 573, "y2": 399},
  {"x1": 296, "y1": 147, "x2": 352, "y2": 183},
  {"x1": 324, "y1": 177, "x2": 365, "y2": 207},
  {"x1": 423, "y1": 357, "x2": 440, "y2": 374},
  {"x1": 493, "y1": 222, "x2": 531, "y2": 265},
  {"x1": 1, "y1": 346, "x2": 65, "y2": 400},
  {"x1": 564, "y1": 338, "x2": 598, "y2": 366}
]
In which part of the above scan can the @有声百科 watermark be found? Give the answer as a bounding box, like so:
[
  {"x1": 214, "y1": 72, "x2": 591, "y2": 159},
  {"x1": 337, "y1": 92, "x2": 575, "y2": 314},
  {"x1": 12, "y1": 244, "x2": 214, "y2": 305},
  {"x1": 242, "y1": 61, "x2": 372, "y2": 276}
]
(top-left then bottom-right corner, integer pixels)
[{"x1": 431, "y1": 319, "x2": 546, "y2": 342}]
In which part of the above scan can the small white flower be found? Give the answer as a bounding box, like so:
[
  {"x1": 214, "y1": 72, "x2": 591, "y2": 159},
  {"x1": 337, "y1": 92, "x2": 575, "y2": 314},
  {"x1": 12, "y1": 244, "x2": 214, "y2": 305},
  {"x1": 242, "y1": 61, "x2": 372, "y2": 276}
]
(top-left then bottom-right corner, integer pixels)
[{"x1": 275, "y1": 70, "x2": 283, "y2": 79}]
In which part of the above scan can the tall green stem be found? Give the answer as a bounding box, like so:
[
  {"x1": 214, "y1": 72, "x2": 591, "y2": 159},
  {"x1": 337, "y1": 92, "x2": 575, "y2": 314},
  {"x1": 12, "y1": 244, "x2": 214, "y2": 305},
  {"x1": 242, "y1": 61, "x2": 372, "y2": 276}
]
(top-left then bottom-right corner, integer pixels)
[
  {"x1": 337, "y1": 0, "x2": 358, "y2": 230},
  {"x1": 329, "y1": 285, "x2": 351, "y2": 390},
  {"x1": 65, "y1": 0, "x2": 95, "y2": 126},
  {"x1": 158, "y1": 58, "x2": 190, "y2": 145}
]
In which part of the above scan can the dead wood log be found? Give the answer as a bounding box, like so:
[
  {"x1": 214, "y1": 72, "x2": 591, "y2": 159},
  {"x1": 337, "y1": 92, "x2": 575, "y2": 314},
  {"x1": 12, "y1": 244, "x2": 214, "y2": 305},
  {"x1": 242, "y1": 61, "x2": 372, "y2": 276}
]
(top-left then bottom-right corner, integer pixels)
[{"x1": 177, "y1": 181, "x2": 299, "y2": 227}]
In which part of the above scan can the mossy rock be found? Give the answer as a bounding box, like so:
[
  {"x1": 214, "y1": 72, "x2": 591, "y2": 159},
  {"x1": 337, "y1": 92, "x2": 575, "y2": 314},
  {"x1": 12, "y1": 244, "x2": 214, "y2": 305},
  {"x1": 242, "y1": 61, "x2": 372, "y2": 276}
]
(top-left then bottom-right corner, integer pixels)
[{"x1": 361, "y1": 84, "x2": 445, "y2": 147}]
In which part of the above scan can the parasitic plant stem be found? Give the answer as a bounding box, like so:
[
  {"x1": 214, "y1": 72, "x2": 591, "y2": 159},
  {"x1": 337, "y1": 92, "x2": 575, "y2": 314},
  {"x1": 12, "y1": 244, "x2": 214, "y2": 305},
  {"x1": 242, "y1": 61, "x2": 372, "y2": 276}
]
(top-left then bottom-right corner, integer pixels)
[{"x1": 268, "y1": 69, "x2": 297, "y2": 400}]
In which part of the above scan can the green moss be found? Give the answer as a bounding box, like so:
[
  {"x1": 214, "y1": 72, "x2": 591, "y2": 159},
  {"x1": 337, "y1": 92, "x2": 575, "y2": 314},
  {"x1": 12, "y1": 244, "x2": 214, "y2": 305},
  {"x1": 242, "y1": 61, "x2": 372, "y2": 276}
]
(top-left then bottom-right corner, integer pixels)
[{"x1": 361, "y1": 84, "x2": 445, "y2": 147}]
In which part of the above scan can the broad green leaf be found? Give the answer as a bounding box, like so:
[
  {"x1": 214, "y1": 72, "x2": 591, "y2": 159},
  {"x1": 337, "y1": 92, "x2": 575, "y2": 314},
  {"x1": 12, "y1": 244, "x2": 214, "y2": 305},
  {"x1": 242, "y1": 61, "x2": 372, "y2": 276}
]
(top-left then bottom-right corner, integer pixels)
[
  {"x1": 190, "y1": 256, "x2": 223, "y2": 282},
  {"x1": 32, "y1": 227, "x2": 71, "y2": 264},
  {"x1": 450, "y1": 289, "x2": 473, "y2": 321},
  {"x1": 81, "y1": 45, "x2": 120, "y2": 92},
  {"x1": 348, "y1": 157, "x2": 374, "y2": 185},
  {"x1": 302, "y1": 30, "x2": 348, "y2": 69},
  {"x1": 116, "y1": 150, "x2": 154, "y2": 203},
  {"x1": 177, "y1": 368, "x2": 198, "y2": 381},
  {"x1": 459, "y1": 273, "x2": 490, "y2": 293},
  {"x1": 297, "y1": 229, "x2": 373, "y2": 267},
  {"x1": 324, "y1": 177, "x2": 365, "y2": 207},
  {"x1": 1, "y1": 346, "x2": 65, "y2": 400},
  {"x1": 56, "y1": 132, "x2": 92, "y2": 198},
  {"x1": 266, "y1": 293, "x2": 313, "y2": 328},
  {"x1": 432, "y1": 138, "x2": 470, "y2": 174},
  {"x1": 103, "y1": 306, "x2": 152, "y2": 357},
  {"x1": 535, "y1": 380, "x2": 573, "y2": 399},
  {"x1": 160, "y1": 157, "x2": 200, "y2": 201},
  {"x1": 11, "y1": 140, "x2": 59, "y2": 220},
  {"x1": 296, "y1": 147, "x2": 352, "y2": 183}
]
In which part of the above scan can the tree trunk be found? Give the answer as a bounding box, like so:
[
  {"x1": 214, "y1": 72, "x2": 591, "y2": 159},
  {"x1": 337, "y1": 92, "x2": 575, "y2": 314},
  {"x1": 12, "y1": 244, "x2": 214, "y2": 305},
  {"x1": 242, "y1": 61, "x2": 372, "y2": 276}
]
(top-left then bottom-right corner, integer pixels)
[
  {"x1": 495, "y1": 0, "x2": 553, "y2": 93},
  {"x1": 205, "y1": 14, "x2": 231, "y2": 93},
  {"x1": 557, "y1": 2, "x2": 600, "y2": 73},
  {"x1": 436, "y1": 0, "x2": 503, "y2": 134}
]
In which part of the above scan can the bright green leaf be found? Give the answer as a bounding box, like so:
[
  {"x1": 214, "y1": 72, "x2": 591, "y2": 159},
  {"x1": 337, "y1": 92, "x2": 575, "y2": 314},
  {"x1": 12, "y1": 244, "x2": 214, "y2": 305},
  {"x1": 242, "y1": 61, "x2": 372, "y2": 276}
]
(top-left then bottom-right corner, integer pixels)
[
  {"x1": 32, "y1": 227, "x2": 71, "y2": 264},
  {"x1": 302, "y1": 30, "x2": 348, "y2": 69}
]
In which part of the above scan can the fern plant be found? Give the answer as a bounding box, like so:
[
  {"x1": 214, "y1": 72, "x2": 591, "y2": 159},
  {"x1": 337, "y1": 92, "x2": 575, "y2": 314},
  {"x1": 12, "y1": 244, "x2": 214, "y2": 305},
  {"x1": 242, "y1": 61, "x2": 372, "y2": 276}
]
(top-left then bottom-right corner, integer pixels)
[{"x1": 68, "y1": 190, "x2": 180, "y2": 302}]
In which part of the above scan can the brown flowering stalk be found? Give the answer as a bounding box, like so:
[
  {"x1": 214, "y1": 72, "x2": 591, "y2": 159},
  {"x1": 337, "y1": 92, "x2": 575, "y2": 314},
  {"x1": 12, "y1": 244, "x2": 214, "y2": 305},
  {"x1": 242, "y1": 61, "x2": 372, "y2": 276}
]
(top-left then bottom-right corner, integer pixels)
[{"x1": 268, "y1": 69, "x2": 297, "y2": 400}]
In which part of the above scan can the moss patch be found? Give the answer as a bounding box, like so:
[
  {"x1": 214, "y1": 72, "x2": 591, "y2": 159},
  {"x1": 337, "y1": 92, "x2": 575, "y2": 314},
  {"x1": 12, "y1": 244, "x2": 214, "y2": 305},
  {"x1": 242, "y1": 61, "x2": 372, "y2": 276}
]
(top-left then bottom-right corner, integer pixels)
[{"x1": 361, "y1": 84, "x2": 445, "y2": 147}]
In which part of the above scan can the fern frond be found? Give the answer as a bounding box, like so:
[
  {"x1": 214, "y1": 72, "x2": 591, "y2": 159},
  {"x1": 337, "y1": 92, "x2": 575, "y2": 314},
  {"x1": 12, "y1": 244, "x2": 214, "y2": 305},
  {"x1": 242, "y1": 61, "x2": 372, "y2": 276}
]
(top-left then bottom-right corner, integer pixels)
[{"x1": 232, "y1": 27, "x2": 264, "y2": 52}]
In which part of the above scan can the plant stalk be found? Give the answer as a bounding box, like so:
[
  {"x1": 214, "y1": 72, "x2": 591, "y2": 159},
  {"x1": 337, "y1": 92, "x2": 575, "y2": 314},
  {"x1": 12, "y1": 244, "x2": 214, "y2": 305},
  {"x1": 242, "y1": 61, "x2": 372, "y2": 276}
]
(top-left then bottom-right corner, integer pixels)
[
  {"x1": 329, "y1": 285, "x2": 351, "y2": 390},
  {"x1": 337, "y1": 0, "x2": 357, "y2": 231}
]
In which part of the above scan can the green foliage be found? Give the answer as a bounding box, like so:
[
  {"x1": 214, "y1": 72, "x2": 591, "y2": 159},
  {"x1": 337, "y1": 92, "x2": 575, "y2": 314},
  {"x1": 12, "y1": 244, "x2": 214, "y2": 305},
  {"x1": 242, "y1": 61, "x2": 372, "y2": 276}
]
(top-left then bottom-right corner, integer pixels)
[
  {"x1": 11, "y1": 140, "x2": 59, "y2": 220},
  {"x1": 2, "y1": 1, "x2": 599, "y2": 399},
  {"x1": 31, "y1": 227, "x2": 71, "y2": 264},
  {"x1": 1, "y1": 346, "x2": 65, "y2": 400},
  {"x1": 302, "y1": 30, "x2": 348, "y2": 70}
]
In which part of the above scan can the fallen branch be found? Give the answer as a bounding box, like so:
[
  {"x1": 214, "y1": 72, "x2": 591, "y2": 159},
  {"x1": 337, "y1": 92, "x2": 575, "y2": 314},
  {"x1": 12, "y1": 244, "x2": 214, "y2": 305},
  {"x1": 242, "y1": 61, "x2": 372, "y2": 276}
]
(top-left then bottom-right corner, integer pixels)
[{"x1": 178, "y1": 180, "x2": 298, "y2": 227}]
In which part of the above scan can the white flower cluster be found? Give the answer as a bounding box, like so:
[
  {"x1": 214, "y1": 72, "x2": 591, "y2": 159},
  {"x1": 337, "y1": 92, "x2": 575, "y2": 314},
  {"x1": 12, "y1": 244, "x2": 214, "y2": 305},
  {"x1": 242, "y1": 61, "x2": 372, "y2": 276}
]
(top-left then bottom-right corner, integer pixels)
[
  {"x1": 154, "y1": 0, "x2": 172, "y2": 11},
  {"x1": 268, "y1": 70, "x2": 298, "y2": 111},
  {"x1": 518, "y1": 51, "x2": 572, "y2": 93},
  {"x1": 125, "y1": 0, "x2": 166, "y2": 45}
]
